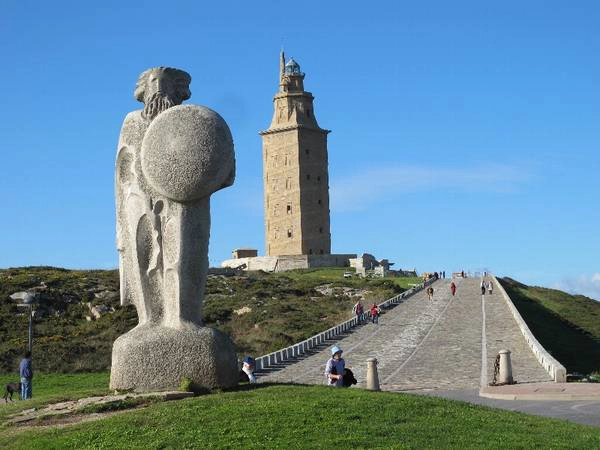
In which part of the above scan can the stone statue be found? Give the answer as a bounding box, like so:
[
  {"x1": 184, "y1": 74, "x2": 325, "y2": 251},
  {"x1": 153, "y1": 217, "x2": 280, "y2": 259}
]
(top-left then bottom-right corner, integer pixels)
[{"x1": 110, "y1": 67, "x2": 238, "y2": 392}]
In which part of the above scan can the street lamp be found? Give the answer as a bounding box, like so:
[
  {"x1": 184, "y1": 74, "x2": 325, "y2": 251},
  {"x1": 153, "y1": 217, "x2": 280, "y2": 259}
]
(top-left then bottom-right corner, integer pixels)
[{"x1": 16, "y1": 292, "x2": 36, "y2": 353}]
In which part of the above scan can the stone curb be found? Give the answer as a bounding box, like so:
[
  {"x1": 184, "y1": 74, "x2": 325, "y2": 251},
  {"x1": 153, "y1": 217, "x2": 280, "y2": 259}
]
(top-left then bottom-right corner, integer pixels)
[
  {"x1": 480, "y1": 389, "x2": 600, "y2": 401},
  {"x1": 479, "y1": 383, "x2": 600, "y2": 401},
  {"x1": 6, "y1": 391, "x2": 195, "y2": 425}
]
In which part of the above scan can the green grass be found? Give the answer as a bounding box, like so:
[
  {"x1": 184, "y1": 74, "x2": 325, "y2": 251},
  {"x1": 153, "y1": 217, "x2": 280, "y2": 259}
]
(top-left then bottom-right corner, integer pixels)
[
  {"x1": 1, "y1": 380, "x2": 599, "y2": 449},
  {"x1": 274, "y1": 267, "x2": 421, "y2": 289},
  {"x1": 499, "y1": 277, "x2": 600, "y2": 374},
  {"x1": 0, "y1": 372, "x2": 110, "y2": 423}
]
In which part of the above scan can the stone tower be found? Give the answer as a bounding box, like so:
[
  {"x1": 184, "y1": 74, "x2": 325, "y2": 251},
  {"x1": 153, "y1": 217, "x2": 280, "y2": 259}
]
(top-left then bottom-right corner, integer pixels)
[{"x1": 260, "y1": 52, "x2": 331, "y2": 256}]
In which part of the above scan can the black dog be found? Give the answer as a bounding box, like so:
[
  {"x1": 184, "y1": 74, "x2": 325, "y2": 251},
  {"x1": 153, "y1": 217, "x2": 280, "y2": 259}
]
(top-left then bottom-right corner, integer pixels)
[
  {"x1": 3, "y1": 383, "x2": 21, "y2": 402},
  {"x1": 342, "y1": 368, "x2": 358, "y2": 387}
]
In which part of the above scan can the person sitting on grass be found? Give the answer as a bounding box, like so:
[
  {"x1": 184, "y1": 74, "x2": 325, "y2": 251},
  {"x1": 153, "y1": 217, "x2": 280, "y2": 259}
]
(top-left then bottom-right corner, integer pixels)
[
  {"x1": 325, "y1": 346, "x2": 345, "y2": 387},
  {"x1": 239, "y1": 356, "x2": 257, "y2": 384}
]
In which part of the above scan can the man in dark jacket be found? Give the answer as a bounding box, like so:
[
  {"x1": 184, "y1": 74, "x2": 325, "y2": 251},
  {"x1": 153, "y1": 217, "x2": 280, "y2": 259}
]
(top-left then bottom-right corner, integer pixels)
[{"x1": 19, "y1": 351, "x2": 33, "y2": 400}]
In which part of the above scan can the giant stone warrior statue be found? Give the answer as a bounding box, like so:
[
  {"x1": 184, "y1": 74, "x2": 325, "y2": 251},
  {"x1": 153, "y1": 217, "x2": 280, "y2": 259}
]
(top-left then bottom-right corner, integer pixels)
[{"x1": 110, "y1": 67, "x2": 238, "y2": 391}]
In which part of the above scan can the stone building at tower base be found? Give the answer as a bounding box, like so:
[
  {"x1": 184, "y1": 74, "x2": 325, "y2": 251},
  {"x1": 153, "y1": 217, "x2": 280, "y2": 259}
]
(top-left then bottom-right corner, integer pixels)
[{"x1": 221, "y1": 253, "x2": 356, "y2": 273}]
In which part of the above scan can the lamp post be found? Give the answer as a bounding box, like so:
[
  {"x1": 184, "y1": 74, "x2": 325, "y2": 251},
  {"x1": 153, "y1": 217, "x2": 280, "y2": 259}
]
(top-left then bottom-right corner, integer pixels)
[{"x1": 16, "y1": 292, "x2": 36, "y2": 353}]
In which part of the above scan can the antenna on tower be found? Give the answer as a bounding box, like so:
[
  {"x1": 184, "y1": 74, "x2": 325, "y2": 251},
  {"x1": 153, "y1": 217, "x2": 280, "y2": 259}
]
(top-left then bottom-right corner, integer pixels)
[{"x1": 279, "y1": 45, "x2": 286, "y2": 85}]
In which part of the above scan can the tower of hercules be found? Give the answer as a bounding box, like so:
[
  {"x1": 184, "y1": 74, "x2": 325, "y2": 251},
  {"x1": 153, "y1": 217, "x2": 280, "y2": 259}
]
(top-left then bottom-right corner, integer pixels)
[{"x1": 260, "y1": 52, "x2": 332, "y2": 256}]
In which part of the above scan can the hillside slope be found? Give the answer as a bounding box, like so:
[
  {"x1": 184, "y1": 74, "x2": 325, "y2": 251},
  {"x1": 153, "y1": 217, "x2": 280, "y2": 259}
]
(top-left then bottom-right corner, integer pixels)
[
  {"x1": 0, "y1": 267, "x2": 416, "y2": 373},
  {"x1": 499, "y1": 277, "x2": 600, "y2": 374}
]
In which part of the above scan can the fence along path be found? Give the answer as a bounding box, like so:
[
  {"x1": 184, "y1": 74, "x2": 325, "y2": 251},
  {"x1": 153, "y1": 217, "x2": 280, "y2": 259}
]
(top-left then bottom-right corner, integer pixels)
[
  {"x1": 258, "y1": 279, "x2": 446, "y2": 387},
  {"x1": 258, "y1": 277, "x2": 555, "y2": 391}
]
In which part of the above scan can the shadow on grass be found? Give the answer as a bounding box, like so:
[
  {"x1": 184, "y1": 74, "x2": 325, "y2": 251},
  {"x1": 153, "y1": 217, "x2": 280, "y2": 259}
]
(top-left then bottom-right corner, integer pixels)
[
  {"x1": 222, "y1": 381, "x2": 313, "y2": 393},
  {"x1": 502, "y1": 281, "x2": 600, "y2": 374}
]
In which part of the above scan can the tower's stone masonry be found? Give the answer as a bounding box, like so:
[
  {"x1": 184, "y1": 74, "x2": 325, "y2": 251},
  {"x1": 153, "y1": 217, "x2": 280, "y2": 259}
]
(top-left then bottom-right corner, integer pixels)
[{"x1": 260, "y1": 52, "x2": 331, "y2": 256}]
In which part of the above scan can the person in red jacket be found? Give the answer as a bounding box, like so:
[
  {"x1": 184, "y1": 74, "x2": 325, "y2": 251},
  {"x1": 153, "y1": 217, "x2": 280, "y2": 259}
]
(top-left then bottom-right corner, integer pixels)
[
  {"x1": 370, "y1": 304, "x2": 381, "y2": 324},
  {"x1": 450, "y1": 281, "x2": 457, "y2": 297}
]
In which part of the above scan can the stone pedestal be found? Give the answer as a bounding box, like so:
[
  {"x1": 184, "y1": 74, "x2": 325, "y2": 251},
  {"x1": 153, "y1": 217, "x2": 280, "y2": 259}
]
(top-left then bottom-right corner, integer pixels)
[
  {"x1": 498, "y1": 349, "x2": 514, "y2": 384},
  {"x1": 110, "y1": 324, "x2": 238, "y2": 392},
  {"x1": 366, "y1": 358, "x2": 381, "y2": 391}
]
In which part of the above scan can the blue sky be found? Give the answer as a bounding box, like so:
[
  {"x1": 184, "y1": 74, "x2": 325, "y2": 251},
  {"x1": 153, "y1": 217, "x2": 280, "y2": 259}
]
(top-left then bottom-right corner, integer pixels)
[{"x1": 1, "y1": 1, "x2": 599, "y2": 297}]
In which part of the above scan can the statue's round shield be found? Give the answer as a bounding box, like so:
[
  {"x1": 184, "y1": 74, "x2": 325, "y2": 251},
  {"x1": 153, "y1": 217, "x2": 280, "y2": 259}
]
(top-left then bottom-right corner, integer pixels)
[{"x1": 141, "y1": 104, "x2": 235, "y2": 202}]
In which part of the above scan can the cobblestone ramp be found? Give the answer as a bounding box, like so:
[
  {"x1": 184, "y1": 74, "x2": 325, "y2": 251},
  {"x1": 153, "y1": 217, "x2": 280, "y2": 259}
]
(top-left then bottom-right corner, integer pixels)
[
  {"x1": 259, "y1": 277, "x2": 552, "y2": 391},
  {"x1": 482, "y1": 278, "x2": 552, "y2": 385}
]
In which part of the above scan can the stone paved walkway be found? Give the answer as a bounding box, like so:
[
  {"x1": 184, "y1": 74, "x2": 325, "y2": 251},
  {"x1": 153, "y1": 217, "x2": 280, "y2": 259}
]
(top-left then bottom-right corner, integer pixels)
[
  {"x1": 483, "y1": 278, "x2": 552, "y2": 385},
  {"x1": 259, "y1": 277, "x2": 552, "y2": 391}
]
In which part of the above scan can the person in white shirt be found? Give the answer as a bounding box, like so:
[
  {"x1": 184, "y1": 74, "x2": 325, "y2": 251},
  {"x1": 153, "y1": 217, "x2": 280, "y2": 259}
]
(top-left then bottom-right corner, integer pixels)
[{"x1": 324, "y1": 346, "x2": 345, "y2": 387}]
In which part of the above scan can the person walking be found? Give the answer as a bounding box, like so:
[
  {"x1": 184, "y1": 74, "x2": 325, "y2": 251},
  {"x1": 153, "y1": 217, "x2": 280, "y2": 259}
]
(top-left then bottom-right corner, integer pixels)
[
  {"x1": 487, "y1": 280, "x2": 494, "y2": 295},
  {"x1": 19, "y1": 351, "x2": 33, "y2": 400},
  {"x1": 352, "y1": 301, "x2": 364, "y2": 325},
  {"x1": 426, "y1": 286, "x2": 434, "y2": 301},
  {"x1": 480, "y1": 279, "x2": 486, "y2": 295},
  {"x1": 370, "y1": 304, "x2": 381, "y2": 324},
  {"x1": 324, "y1": 346, "x2": 346, "y2": 387},
  {"x1": 450, "y1": 281, "x2": 457, "y2": 297}
]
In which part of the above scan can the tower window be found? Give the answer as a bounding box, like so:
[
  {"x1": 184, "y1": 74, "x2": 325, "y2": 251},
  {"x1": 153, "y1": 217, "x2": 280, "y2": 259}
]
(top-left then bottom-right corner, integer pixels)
[
  {"x1": 287, "y1": 203, "x2": 292, "y2": 214},
  {"x1": 287, "y1": 229, "x2": 293, "y2": 238},
  {"x1": 319, "y1": 227, "x2": 323, "y2": 233},
  {"x1": 318, "y1": 199, "x2": 322, "y2": 205},
  {"x1": 306, "y1": 174, "x2": 310, "y2": 180},
  {"x1": 309, "y1": 249, "x2": 313, "y2": 255},
  {"x1": 307, "y1": 109, "x2": 311, "y2": 118},
  {"x1": 320, "y1": 249, "x2": 324, "y2": 254},
  {"x1": 305, "y1": 148, "x2": 310, "y2": 155},
  {"x1": 317, "y1": 176, "x2": 321, "y2": 183}
]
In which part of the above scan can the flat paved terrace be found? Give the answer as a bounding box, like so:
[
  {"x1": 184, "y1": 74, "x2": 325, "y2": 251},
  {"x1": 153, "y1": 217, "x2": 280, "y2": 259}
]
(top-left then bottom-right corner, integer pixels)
[{"x1": 258, "y1": 277, "x2": 552, "y2": 391}]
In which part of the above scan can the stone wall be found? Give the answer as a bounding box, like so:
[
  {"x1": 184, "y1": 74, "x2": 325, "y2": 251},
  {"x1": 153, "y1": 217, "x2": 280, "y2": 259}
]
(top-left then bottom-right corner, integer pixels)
[
  {"x1": 221, "y1": 254, "x2": 356, "y2": 273},
  {"x1": 493, "y1": 275, "x2": 567, "y2": 382}
]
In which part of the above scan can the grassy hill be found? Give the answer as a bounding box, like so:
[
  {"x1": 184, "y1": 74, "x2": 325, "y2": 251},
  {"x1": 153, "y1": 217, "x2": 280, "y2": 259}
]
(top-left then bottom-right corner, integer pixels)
[
  {"x1": 4, "y1": 267, "x2": 598, "y2": 378},
  {"x1": 0, "y1": 267, "x2": 419, "y2": 374},
  {"x1": 499, "y1": 277, "x2": 600, "y2": 374},
  {"x1": 1, "y1": 373, "x2": 599, "y2": 449}
]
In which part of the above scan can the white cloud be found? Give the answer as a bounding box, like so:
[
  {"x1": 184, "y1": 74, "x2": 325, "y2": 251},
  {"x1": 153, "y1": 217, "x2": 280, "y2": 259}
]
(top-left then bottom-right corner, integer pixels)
[
  {"x1": 553, "y1": 274, "x2": 600, "y2": 301},
  {"x1": 330, "y1": 163, "x2": 534, "y2": 212}
]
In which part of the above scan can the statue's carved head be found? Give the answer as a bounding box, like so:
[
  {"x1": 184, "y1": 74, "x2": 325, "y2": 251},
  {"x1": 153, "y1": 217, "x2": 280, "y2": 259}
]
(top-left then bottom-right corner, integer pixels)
[{"x1": 134, "y1": 67, "x2": 192, "y2": 120}]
